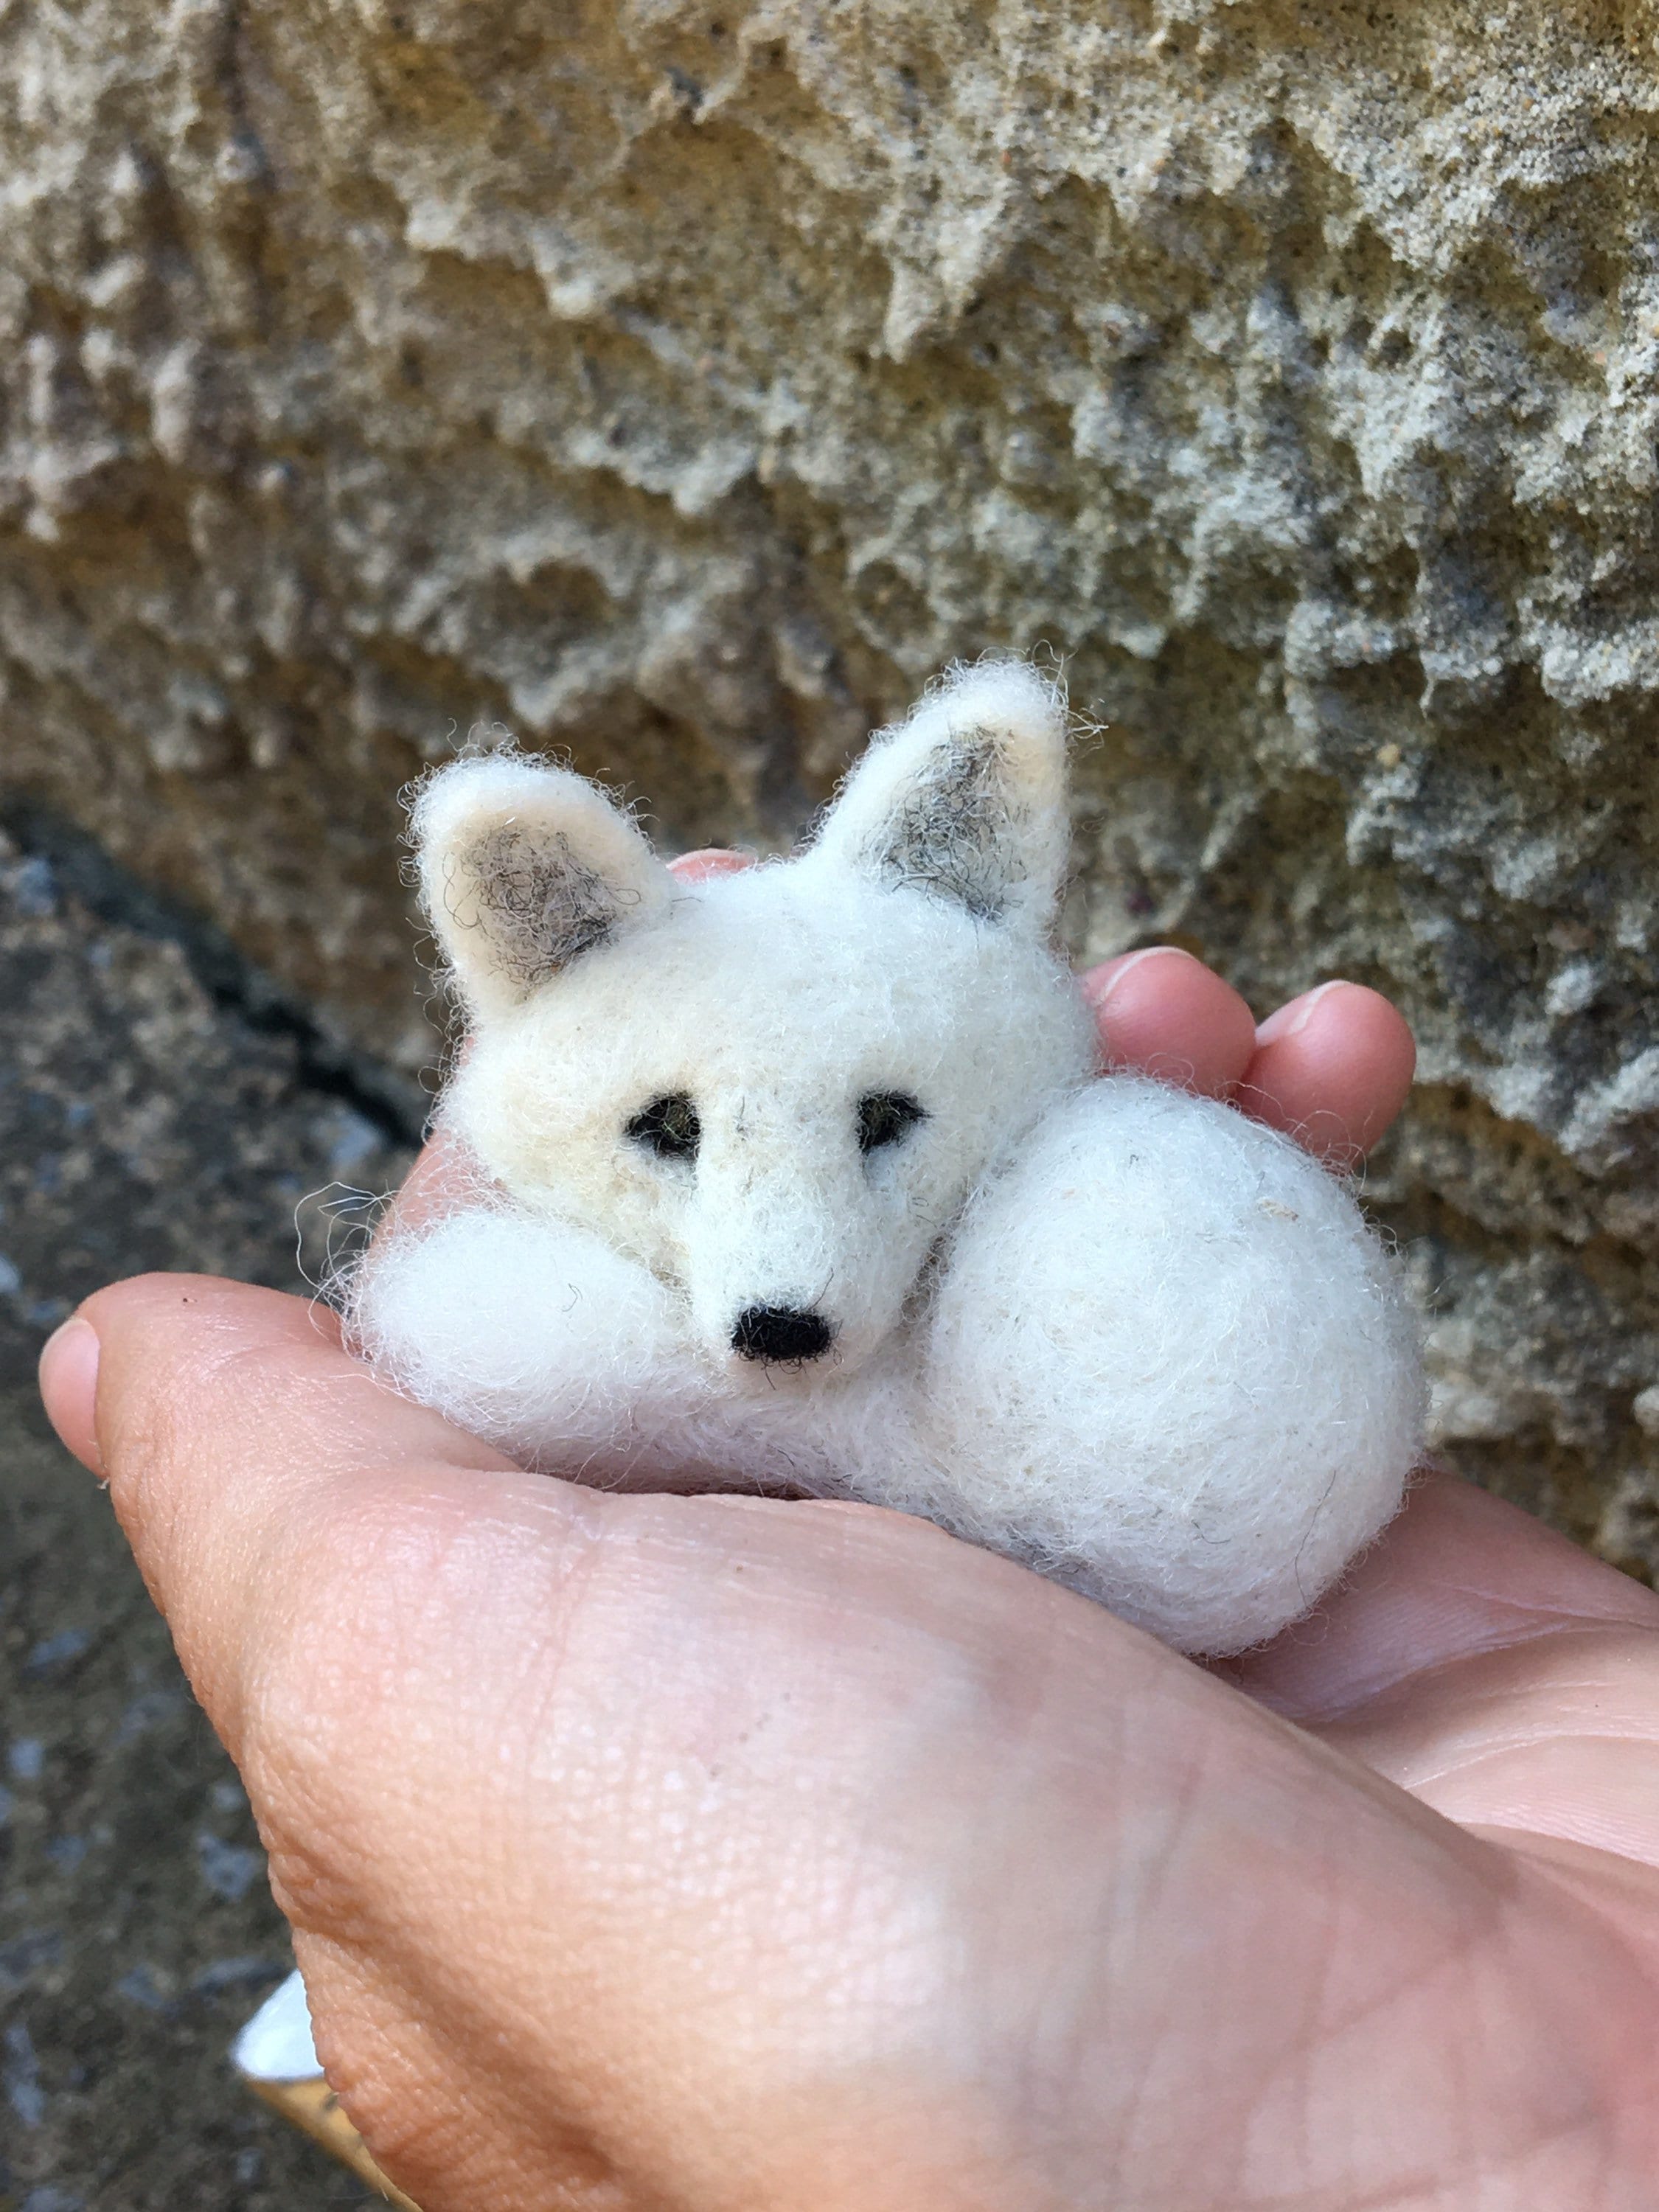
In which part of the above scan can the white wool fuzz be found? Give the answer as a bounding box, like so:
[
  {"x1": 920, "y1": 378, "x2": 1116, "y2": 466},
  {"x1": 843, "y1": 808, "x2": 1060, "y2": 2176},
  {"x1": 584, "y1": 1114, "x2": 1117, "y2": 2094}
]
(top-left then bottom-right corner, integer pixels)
[
  {"x1": 352, "y1": 661, "x2": 1425, "y2": 1655},
  {"x1": 911, "y1": 1081, "x2": 1425, "y2": 1652}
]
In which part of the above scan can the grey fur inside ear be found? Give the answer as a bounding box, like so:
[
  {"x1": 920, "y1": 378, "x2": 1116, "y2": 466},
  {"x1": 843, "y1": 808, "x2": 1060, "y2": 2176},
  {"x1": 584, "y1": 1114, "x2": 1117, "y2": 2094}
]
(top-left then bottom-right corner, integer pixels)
[
  {"x1": 448, "y1": 821, "x2": 628, "y2": 985},
  {"x1": 412, "y1": 754, "x2": 673, "y2": 1014},
  {"x1": 863, "y1": 733, "x2": 1024, "y2": 923},
  {"x1": 806, "y1": 661, "x2": 1071, "y2": 931}
]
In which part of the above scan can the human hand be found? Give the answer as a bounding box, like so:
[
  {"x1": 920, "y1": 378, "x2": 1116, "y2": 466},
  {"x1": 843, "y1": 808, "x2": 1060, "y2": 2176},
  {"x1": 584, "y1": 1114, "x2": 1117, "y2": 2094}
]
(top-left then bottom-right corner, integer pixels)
[{"x1": 37, "y1": 892, "x2": 1659, "y2": 2210}]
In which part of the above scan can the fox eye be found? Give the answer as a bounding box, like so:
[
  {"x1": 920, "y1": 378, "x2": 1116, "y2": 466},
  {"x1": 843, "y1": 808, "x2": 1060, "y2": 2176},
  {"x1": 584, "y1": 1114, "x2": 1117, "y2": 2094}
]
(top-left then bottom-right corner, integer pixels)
[
  {"x1": 628, "y1": 1091, "x2": 701, "y2": 1162},
  {"x1": 858, "y1": 1091, "x2": 926, "y2": 1154}
]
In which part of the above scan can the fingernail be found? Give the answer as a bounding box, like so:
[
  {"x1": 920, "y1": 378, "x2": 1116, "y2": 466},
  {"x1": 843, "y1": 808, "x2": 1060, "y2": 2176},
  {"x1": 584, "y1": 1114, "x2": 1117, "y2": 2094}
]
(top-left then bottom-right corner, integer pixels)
[
  {"x1": 1082, "y1": 944, "x2": 1202, "y2": 1006},
  {"x1": 38, "y1": 1314, "x2": 104, "y2": 1478},
  {"x1": 1253, "y1": 979, "x2": 1349, "y2": 1048},
  {"x1": 669, "y1": 848, "x2": 757, "y2": 883}
]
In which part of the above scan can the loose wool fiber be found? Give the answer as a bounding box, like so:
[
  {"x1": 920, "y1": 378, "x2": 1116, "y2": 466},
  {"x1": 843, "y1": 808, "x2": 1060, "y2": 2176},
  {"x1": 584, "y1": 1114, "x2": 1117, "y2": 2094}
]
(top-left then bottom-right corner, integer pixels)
[{"x1": 352, "y1": 661, "x2": 1425, "y2": 1655}]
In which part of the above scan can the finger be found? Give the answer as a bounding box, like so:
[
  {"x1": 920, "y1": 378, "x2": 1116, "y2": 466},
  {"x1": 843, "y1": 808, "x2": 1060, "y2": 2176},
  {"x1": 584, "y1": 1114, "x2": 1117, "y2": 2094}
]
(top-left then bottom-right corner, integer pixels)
[
  {"x1": 1226, "y1": 1472, "x2": 1659, "y2": 1865},
  {"x1": 62, "y1": 1273, "x2": 524, "y2": 1755},
  {"x1": 669, "y1": 848, "x2": 755, "y2": 883},
  {"x1": 1077, "y1": 945, "x2": 1259, "y2": 1099},
  {"x1": 1238, "y1": 981, "x2": 1416, "y2": 1164},
  {"x1": 380, "y1": 1124, "x2": 497, "y2": 1239},
  {"x1": 38, "y1": 1314, "x2": 104, "y2": 1475},
  {"x1": 1228, "y1": 1470, "x2": 1659, "y2": 1725}
]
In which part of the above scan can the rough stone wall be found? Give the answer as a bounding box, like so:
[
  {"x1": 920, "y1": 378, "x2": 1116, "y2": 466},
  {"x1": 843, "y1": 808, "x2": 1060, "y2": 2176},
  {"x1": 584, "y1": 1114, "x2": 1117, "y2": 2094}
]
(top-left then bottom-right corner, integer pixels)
[{"x1": 4, "y1": 0, "x2": 1659, "y2": 1559}]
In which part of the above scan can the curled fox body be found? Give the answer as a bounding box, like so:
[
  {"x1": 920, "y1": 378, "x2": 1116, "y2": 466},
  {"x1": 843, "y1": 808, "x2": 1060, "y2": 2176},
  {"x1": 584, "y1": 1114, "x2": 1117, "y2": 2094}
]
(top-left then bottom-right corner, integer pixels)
[{"x1": 352, "y1": 663, "x2": 1423, "y2": 1655}]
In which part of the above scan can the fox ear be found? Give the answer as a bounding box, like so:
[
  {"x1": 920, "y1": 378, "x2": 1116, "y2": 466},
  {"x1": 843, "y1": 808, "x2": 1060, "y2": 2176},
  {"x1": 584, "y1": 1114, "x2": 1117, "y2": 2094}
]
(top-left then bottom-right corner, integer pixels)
[
  {"x1": 411, "y1": 753, "x2": 673, "y2": 1018},
  {"x1": 810, "y1": 661, "x2": 1071, "y2": 929}
]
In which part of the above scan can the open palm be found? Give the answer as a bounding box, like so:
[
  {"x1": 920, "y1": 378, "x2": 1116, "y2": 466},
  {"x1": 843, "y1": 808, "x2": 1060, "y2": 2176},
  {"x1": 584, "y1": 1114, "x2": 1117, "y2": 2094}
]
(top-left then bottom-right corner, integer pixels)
[{"x1": 38, "y1": 891, "x2": 1659, "y2": 2211}]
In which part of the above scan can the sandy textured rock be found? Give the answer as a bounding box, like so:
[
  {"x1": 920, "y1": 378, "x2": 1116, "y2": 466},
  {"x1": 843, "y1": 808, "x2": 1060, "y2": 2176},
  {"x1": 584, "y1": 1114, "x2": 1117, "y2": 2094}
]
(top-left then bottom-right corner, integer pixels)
[{"x1": 1, "y1": 0, "x2": 1658, "y2": 1556}]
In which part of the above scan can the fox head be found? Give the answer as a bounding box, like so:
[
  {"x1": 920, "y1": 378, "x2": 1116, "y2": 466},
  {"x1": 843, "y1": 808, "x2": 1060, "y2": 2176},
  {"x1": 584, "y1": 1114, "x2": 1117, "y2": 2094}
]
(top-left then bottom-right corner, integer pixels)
[{"x1": 413, "y1": 662, "x2": 1096, "y2": 1389}]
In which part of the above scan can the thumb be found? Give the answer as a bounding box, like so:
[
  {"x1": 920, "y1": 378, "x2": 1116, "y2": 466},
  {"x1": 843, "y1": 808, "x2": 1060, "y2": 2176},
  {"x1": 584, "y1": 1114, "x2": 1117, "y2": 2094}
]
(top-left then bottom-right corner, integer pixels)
[{"x1": 37, "y1": 1273, "x2": 529, "y2": 1759}]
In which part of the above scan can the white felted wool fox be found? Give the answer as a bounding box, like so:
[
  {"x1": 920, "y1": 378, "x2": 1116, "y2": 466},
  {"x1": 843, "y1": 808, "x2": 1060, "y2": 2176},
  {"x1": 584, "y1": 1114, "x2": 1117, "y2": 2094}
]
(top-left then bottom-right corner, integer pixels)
[{"x1": 351, "y1": 662, "x2": 1425, "y2": 1656}]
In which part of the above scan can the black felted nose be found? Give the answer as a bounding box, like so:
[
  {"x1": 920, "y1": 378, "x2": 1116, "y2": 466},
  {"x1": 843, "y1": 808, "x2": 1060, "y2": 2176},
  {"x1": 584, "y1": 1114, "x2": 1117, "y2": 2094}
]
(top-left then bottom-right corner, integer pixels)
[{"x1": 732, "y1": 1304, "x2": 833, "y2": 1364}]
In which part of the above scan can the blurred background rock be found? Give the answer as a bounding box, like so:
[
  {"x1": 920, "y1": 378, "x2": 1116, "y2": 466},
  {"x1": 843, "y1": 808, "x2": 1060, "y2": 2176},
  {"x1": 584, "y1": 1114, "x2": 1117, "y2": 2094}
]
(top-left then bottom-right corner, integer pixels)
[
  {"x1": 0, "y1": 825, "x2": 403, "y2": 2204},
  {"x1": 4, "y1": 0, "x2": 1659, "y2": 2201}
]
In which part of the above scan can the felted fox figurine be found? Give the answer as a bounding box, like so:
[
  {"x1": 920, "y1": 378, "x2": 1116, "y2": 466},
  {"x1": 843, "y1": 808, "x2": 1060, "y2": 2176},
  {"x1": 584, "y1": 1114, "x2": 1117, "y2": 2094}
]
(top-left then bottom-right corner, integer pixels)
[{"x1": 350, "y1": 661, "x2": 1424, "y2": 1655}]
